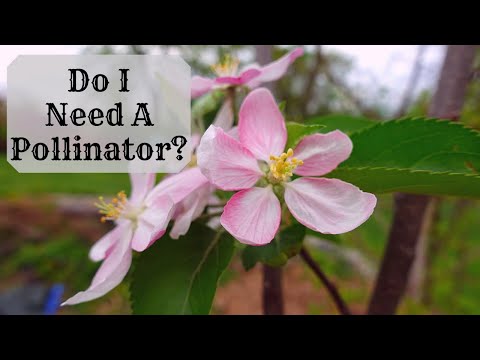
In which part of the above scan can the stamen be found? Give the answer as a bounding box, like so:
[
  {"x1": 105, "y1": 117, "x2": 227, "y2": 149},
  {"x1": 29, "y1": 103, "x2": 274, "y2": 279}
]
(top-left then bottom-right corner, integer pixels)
[
  {"x1": 268, "y1": 148, "x2": 304, "y2": 182},
  {"x1": 95, "y1": 191, "x2": 127, "y2": 223},
  {"x1": 211, "y1": 54, "x2": 240, "y2": 77}
]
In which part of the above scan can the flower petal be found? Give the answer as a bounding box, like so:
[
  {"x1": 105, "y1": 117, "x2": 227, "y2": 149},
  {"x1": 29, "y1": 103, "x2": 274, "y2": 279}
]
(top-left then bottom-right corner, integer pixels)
[
  {"x1": 293, "y1": 130, "x2": 353, "y2": 176},
  {"x1": 227, "y1": 126, "x2": 239, "y2": 140},
  {"x1": 129, "y1": 173, "x2": 156, "y2": 205},
  {"x1": 220, "y1": 186, "x2": 281, "y2": 246},
  {"x1": 147, "y1": 167, "x2": 210, "y2": 204},
  {"x1": 192, "y1": 76, "x2": 215, "y2": 99},
  {"x1": 214, "y1": 68, "x2": 261, "y2": 86},
  {"x1": 197, "y1": 125, "x2": 263, "y2": 190},
  {"x1": 89, "y1": 222, "x2": 128, "y2": 262},
  {"x1": 212, "y1": 97, "x2": 234, "y2": 131},
  {"x1": 247, "y1": 47, "x2": 304, "y2": 89},
  {"x1": 285, "y1": 177, "x2": 377, "y2": 234},
  {"x1": 132, "y1": 195, "x2": 175, "y2": 252},
  {"x1": 61, "y1": 227, "x2": 133, "y2": 306},
  {"x1": 170, "y1": 183, "x2": 212, "y2": 239},
  {"x1": 238, "y1": 88, "x2": 287, "y2": 161}
]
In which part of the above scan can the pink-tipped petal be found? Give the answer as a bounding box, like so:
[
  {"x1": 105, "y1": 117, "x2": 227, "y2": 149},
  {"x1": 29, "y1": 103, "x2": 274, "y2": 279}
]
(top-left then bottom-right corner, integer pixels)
[
  {"x1": 89, "y1": 222, "x2": 128, "y2": 262},
  {"x1": 239, "y1": 88, "x2": 287, "y2": 161},
  {"x1": 197, "y1": 125, "x2": 263, "y2": 190},
  {"x1": 285, "y1": 177, "x2": 377, "y2": 235},
  {"x1": 62, "y1": 227, "x2": 133, "y2": 306},
  {"x1": 132, "y1": 195, "x2": 175, "y2": 251},
  {"x1": 212, "y1": 97, "x2": 234, "y2": 131},
  {"x1": 170, "y1": 183, "x2": 212, "y2": 239},
  {"x1": 215, "y1": 68, "x2": 261, "y2": 86},
  {"x1": 147, "y1": 167, "x2": 210, "y2": 204},
  {"x1": 220, "y1": 186, "x2": 281, "y2": 246},
  {"x1": 192, "y1": 76, "x2": 215, "y2": 99},
  {"x1": 247, "y1": 47, "x2": 304, "y2": 89},
  {"x1": 129, "y1": 173, "x2": 156, "y2": 205},
  {"x1": 293, "y1": 130, "x2": 353, "y2": 176}
]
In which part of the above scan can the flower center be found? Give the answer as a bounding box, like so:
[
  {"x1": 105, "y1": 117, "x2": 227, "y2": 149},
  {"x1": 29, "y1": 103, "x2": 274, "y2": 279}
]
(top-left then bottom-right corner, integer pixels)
[
  {"x1": 95, "y1": 191, "x2": 129, "y2": 223},
  {"x1": 211, "y1": 54, "x2": 240, "y2": 77},
  {"x1": 268, "y1": 148, "x2": 303, "y2": 183}
]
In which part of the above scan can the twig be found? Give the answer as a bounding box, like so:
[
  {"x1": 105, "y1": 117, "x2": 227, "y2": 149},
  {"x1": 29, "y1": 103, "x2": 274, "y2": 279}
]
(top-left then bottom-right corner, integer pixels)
[{"x1": 300, "y1": 247, "x2": 351, "y2": 315}]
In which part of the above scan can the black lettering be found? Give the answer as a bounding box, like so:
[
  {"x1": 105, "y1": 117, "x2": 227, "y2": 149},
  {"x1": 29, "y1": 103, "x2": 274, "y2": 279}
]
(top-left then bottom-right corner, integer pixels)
[{"x1": 11, "y1": 137, "x2": 30, "y2": 160}]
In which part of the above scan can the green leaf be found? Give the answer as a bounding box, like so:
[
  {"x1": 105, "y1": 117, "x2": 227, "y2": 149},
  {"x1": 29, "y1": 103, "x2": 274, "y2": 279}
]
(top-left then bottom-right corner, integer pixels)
[
  {"x1": 307, "y1": 114, "x2": 377, "y2": 134},
  {"x1": 328, "y1": 167, "x2": 480, "y2": 197},
  {"x1": 241, "y1": 223, "x2": 306, "y2": 271},
  {"x1": 286, "y1": 122, "x2": 325, "y2": 150},
  {"x1": 306, "y1": 229, "x2": 343, "y2": 244},
  {"x1": 131, "y1": 223, "x2": 234, "y2": 314},
  {"x1": 328, "y1": 118, "x2": 480, "y2": 198}
]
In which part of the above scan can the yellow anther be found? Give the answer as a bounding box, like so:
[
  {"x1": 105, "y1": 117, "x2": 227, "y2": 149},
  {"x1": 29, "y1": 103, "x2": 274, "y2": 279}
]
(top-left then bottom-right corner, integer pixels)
[
  {"x1": 211, "y1": 54, "x2": 240, "y2": 77},
  {"x1": 268, "y1": 148, "x2": 304, "y2": 182},
  {"x1": 95, "y1": 191, "x2": 128, "y2": 223}
]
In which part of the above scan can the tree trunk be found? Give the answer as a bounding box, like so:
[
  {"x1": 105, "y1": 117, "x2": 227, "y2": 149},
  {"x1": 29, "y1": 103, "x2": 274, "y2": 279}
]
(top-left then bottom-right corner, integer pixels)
[{"x1": 368, "y1": 45, "x2": 476, "y2": 315}]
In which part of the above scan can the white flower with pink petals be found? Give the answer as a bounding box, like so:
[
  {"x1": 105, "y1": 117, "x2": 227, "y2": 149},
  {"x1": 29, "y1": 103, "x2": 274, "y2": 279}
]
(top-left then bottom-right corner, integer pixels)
[
  {"x1": 62, "y1": 167, "x2": 209, "y2": 305},
  {"x1": 191, "y1": 48, "x2": 304, "y2": 99},
  {"x1": 197, "y1": 88, "x2": 377, "y2": 246}
]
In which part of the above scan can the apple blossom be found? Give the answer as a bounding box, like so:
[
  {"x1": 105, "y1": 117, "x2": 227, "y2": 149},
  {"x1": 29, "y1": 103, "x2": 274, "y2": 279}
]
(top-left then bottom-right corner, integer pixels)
[
  {"x1": 197, "y1": 88, "x2": 377, "y2": 246},
  {"x1": 191, "y1": 48, "x2": 304, "y2": 99},
  {"x1": 62, "y1": 167, "x2": 209, "y2": 305}
]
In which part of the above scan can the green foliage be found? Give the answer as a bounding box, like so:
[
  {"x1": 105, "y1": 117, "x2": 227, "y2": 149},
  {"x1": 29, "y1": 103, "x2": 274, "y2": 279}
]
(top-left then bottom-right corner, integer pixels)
[
  {"x1": 0, "y1": 155, "x2": 129, "y2": 196},
  {"x1": 0, "y1": 235, "x2": 97, "y2": 291},
  {"x1": 285, "y1": 122, "x2": 325, "y2": 150},
  {"x1": 241, "y1": 223, "x2": 306, "y2": 271},
  {"x1": 307, "y1": 114, "x2": 377, "y2": 134},
  {"x1": 131, "y1": 223, "x2": 234, "y2": 314},
  {"x1": 327, "y1": 118, "x2": 480, "y2": 198}
]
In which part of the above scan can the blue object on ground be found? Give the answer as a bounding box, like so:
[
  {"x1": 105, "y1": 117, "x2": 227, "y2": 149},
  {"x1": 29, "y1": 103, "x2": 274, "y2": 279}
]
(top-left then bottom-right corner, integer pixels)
[
  {"x1": 0, "y1": 283, "x2": 65, "y2": 315},
  {"x1": 43, "y1": 284, "x2": 64, "y2": 315}
]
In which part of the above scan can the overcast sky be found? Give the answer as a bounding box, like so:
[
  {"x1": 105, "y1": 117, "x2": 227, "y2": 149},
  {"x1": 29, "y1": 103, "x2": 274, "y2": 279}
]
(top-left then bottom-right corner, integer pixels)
[{"x1": 0, "y1": 45, "x2": 446, "y2": 114}]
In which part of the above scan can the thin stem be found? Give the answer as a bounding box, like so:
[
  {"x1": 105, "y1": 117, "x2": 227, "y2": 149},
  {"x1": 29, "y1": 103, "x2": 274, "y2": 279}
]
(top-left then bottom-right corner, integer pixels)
[
  {"x1": 300, "y1": 247, "x2": 351, "y2": 315},
  {"x1": 226, "y1": 87, "x2": 237, "y2": 125}
]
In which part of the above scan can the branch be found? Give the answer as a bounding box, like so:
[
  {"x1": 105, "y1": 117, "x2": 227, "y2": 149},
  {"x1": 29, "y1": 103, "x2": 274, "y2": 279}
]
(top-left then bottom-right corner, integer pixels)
[
  {"x1": 304, "y1": 236, "x2": 376, "y2": 281},
  {"x1": 323, "y1": 66, "x2": 380, "y2": 118},
  {"x1": 300, "y1": 45, "x2": 324, "y2": 116},
  {"x1": 300, "y1": 247, "x2": 352, "y2": 315},
  {"x1": 367, "y1": 45, "x2": 476, "y2": 315}
]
